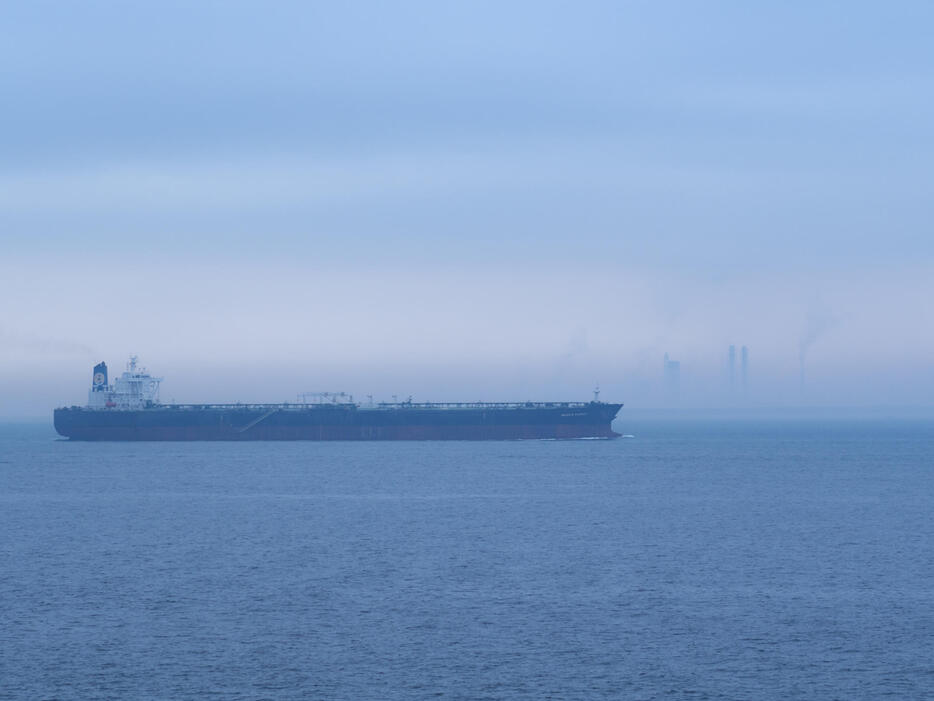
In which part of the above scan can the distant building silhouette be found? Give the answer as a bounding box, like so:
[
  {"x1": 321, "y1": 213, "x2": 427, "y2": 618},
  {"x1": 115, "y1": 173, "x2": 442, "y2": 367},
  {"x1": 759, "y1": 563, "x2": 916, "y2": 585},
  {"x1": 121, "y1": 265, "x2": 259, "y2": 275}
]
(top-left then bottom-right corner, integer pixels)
[
  {"x1": 663, "y1": 352, "x2": 681, "y2": 404},
  {"x1": 728, "y1": 344, "x2": 736, "y2": 393}
]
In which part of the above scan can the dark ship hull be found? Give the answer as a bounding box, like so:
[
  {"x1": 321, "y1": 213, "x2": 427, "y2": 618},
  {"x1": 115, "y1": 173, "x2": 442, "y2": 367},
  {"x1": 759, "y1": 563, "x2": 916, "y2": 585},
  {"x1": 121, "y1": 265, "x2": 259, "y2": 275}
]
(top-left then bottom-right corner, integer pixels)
[{"x1": 54, "y1": 402, "x2": 622, "y2": 441}]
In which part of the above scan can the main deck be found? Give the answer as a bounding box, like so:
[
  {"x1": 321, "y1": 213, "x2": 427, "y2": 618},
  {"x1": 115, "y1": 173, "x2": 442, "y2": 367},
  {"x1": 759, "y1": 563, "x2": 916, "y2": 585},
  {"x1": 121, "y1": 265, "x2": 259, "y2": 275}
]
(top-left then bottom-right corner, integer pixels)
[{"x1": 53, "y1": 402, "x2": 623, "y2": 441}]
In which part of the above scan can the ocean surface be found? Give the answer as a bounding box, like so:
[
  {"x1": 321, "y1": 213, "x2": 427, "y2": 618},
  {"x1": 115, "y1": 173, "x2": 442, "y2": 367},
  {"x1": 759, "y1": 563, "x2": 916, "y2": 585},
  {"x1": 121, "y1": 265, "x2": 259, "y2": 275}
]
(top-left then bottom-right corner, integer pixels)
[{"x1": 2, "y1": 417, "x2": 933, "y2": 700}]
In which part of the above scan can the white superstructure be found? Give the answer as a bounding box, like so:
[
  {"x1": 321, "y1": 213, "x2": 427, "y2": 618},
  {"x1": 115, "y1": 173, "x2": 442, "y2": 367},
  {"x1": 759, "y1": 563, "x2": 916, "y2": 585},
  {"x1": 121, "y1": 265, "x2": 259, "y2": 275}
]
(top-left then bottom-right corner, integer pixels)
[{"x1": 87, "y1": 356, "x2": 163, "y2": 409}]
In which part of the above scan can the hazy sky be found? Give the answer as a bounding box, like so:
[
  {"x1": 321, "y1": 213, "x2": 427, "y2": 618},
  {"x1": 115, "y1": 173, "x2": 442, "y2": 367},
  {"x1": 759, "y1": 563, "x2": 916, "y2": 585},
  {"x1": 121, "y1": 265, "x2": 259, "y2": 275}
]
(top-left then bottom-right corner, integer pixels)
[{"x1": 2, "y1": 1, "x2": 933, "y2": 416}]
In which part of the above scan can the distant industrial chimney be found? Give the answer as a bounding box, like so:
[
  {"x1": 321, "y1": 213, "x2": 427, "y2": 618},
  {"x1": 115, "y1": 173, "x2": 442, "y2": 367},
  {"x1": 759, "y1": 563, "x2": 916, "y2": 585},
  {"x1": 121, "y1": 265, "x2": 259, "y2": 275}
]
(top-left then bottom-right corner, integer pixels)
[
  {"x1": 799, "y1": 351, "x2": 806, "y2": 399},
  {"x1": 663, "y1": 352, "x2": 681, "y2": 404},
  {"x1": 728, "y1": 345, "x2": 736, "y2": 392}
]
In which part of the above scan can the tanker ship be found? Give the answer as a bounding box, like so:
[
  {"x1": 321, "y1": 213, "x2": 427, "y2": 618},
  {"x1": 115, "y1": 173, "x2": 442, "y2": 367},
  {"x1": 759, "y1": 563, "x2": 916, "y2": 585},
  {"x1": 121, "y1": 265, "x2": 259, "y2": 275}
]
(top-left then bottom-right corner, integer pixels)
[{"x1": 53, "y1": 358, "x2": 622, "y2": 441}]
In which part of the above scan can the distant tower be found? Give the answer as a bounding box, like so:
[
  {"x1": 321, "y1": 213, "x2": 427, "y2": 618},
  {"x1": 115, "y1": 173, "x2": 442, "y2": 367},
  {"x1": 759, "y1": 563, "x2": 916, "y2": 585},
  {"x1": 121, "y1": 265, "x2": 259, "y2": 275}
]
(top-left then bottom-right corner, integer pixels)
[
  {"x1": 663, "y1": 353, "x2": 681, "y2": 405},
  {"x1": 728, "y1": 345, "x2": 736, "y2": 392},
  {"x1": 741, "y1": 345, "x2": 748, "y2": 395}
]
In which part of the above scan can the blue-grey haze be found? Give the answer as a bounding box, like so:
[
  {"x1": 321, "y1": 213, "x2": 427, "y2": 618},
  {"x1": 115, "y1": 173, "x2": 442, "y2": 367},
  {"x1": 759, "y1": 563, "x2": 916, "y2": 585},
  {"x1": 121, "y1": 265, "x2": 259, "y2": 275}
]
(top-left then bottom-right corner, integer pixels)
[{"x1": 1, "y1": 1, "x2": 933, "y2": 415}]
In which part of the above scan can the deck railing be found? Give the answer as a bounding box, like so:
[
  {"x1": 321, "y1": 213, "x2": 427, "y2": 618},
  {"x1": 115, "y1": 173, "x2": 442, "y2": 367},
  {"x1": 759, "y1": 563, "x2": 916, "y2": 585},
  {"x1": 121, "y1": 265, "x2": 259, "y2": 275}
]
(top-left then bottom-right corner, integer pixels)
[{"x1": 69, "y1": 401, "x2": 606, "y2": 411}]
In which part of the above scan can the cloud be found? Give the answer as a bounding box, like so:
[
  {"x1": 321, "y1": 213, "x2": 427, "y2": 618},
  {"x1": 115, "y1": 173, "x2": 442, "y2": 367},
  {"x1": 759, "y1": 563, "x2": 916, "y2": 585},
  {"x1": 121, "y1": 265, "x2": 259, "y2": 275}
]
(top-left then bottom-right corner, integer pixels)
[{"x1": 799, "y1": 300, "x2": 838, "y2": 361}]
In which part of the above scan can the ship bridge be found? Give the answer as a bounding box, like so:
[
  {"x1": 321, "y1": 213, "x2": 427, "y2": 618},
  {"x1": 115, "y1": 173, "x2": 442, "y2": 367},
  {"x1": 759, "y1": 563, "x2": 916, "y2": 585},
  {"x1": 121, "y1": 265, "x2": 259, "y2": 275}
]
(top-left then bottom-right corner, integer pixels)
[{"x1": 87, "y1": 356, "x2": 163, "y2": 410}]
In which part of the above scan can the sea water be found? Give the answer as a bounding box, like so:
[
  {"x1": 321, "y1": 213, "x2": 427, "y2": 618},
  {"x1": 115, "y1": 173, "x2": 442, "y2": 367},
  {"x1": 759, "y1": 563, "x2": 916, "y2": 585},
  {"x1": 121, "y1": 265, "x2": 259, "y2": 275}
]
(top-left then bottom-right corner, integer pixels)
[{"x1": 1, "y1": 417, "x2": 933, "y2": 699}]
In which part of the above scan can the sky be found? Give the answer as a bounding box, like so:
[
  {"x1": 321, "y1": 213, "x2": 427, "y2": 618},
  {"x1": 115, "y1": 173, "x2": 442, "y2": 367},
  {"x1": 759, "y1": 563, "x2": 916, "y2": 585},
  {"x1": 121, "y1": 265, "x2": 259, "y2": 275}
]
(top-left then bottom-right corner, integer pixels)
[{"x1": 2, "y1": 1, "x2": 933, "y2": 416}]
